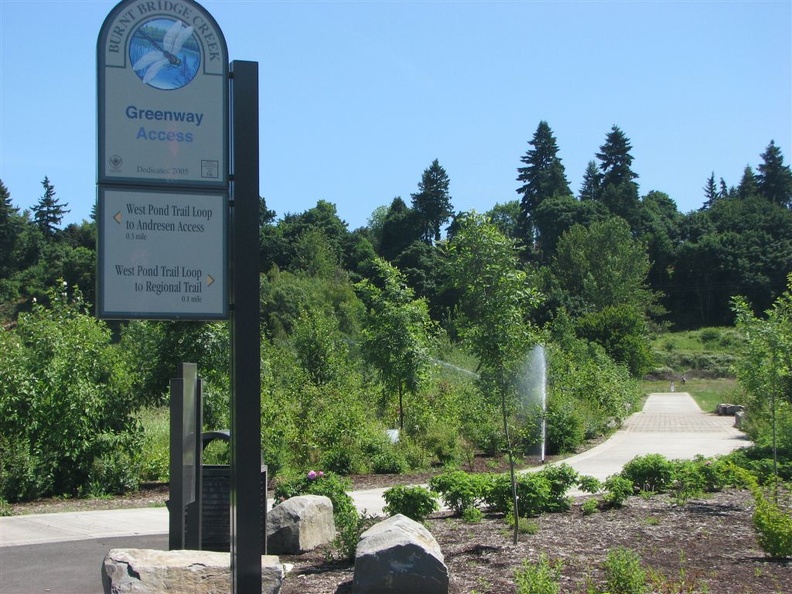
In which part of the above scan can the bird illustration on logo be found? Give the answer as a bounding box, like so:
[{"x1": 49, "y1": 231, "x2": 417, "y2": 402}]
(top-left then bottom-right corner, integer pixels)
[{"x1": 131, "y1": 19, "x2": 197, "y2": 88}]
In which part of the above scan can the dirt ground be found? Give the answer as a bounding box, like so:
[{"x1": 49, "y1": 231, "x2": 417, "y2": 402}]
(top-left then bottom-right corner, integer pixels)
[
  {"x1": 278, "y1": 489, "x2": 791, "y2": 594},
  {"x1": 8, "y1": 462, "x2": 791, "y2": 594}
]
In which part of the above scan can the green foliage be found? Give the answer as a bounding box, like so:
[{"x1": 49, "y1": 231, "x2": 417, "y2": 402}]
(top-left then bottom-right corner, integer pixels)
[
  {"x1": 273, "y1": 470, "x2": 356, "y2": 527},
  {"x1": 581, "y1": 498, "x2": 599, "y2": 516},
  {"x1": 382, "y1": 485, "x2": 439, "y2": 522},
  {"x1": 602, "y1": 547, "x2": 647, "y2": 594},
  {"x1": 462, "y1": 506, "x2": 484, "y2": 523},
  {"x1": 602, "y1": 475, "x2": 634, "y2": 508},
  {"x1": 0, "y1": 285, "x2": 140, "y2": 500},
  {"x1": 577, "y1": 475, "x2": 602, "y2": 494},
  {"x1": 537, "y1": 463, "x2": 579, "y2": 512},
  {"x1": 356, "y1": 258, "x2": 436, "y2": 430},
  {"x1": 429, "y1": 470, "x2": 489, "y2": 515},
  {"x1": 751, "y1": 487, "x2": 792, "y2": 559},
  {"x1": 514, "y1": 553, "x2": 562, "y2": 594},
  {"x1": 488, "y1": 472, "x2": 552, "y2": 517},
  {"x1": 621, "y1": 454, "x2": 676, "y2": 494}
]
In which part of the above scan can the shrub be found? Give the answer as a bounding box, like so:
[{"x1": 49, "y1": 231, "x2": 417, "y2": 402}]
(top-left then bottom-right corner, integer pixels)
[
  {"x1": 602, "y1": 475, "x2": 634, "y2": 508},
  {"x1": 273, "y1": 470, "x2": 356, "y2": 524},
  {"x1": 514, "y1": 553, "x2": 562, "y2": 594},
  {"x1": 0, "y1": 286, "x2": 140, "y2": 500},
  {"x1": 537, "y1": 463, "x2": 579, "y2": 512},
  {"x1": 603, "y1": 547, "x2": 647, "y2": 594},
  {"x1": 485, "y1": 472, "x2": 552, "y2": 517},
  {"x1": 429, "y1": 470, "x2": 489, "y2": 515},
  {"x1": 577, "y1": 474, "x2": 602, "y2": 494},
  {"x1": 668, "y1": 459, "x2": 706, "y2": 505},
  {"x1": 581, "y1": 498, "x2": 599, "y2": 516},
  {"x1": 382, "y1": 485, "x2": 439, "y2": 522},
  {"x1": 752, "y1": 488, "x2": 792, "y2": 559},
  {"x1": 462, "y1": 506, "x2": 483, "y2": 523},
  {"x1": 621, "y1": 454, "x2": 675, "y2": 494}
]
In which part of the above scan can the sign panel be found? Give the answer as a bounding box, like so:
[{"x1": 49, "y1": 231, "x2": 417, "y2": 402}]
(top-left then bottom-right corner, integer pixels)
[
  {"x1": 98, "y1": 0, "x2": 228, "y2": 187},
  {"x1": 98, "y1": 187, "x2": 227, "y2": 319}
]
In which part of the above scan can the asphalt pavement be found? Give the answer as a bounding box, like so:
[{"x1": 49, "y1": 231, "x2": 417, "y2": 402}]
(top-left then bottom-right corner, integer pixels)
[{"x1": 0, "y1": 392, "x2": 750, "y2": 593}]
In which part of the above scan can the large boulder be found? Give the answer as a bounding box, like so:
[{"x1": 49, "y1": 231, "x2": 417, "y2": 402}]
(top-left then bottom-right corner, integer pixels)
[
  {"x1": 101, "y1": 548, "x2": 284, "y2": 594},
  {"x1": 353, "y1": 513, "x2": 449, "y2": 594},
  {"x1": 266, "y1": 494, "x2": 335, "y2": 554}
]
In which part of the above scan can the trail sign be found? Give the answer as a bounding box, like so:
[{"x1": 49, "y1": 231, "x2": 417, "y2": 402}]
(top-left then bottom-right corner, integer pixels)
[
  {"x1": 98, "y1": 187, "x2": 227, "y2": 319},
  {"x1": 97, "y1": 0, "x2": 229, "y2": 319},
  {"x1": 97, "y1": 0, "x2": 228, "y2": 187}
]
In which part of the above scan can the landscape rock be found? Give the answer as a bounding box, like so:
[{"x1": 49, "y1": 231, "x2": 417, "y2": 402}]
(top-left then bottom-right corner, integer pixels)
[
  {"x1": 353, "y1": 513, "x2": 449, "y2": 594},
  {"x1": 266, "y1": 494, "x2": 335, "y2": 554},
  {"x1": 101, "y1": 548, "x2": 284, "y2": 594},
  {"x1": 717, "y1": 403, "x2": 744, "y2": 416}
]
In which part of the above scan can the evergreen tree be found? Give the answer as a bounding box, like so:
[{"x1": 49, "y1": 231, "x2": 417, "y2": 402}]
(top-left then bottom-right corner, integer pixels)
[
  {"x1": 596, "y1": 126, "x2": 641, "y2": 228},
  {"x1": 0, "y1": 180, "x2": 21, "y2": 278},
  {"x1": 579, "y1": 160, "x2": 600, "y2": 201},
  {"x1": 596, "y1": 125, "x2": 639, "y2": 188},
  {"x1": 410, "y1": 159, "x2": 453, "y2": 243},
  {"x1": 701, "y1": 172, "x2": 719, "y2": 210},
  {"x1": 515, "y1": 121, "x2": 572, "y2": 247},
  {"x1": 757, "y1": 140, "x2": 792, "y2": 208},
  {"x1": 32, "y1": 176, "x2": 69, "y2": 240},
  {"x1": 737, "y1": 165, "x2": 759, "y2": 199}
]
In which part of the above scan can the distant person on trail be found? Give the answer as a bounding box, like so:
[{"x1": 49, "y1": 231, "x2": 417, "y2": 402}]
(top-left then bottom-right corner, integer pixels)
[{"x1": 681, "y1": 376, "x2": 686, "y2": 385}]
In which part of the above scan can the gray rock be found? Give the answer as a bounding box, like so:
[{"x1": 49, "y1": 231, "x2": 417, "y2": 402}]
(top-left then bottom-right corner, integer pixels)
[
  {"x1": 353, "y1": 513, "x2": 449, "y2": 594},
  {"x1": 266, "y1": 494, "x2": 335, "y2": 554},
  {"x1": 101, "y1": 548, "x2": 284, "y2": 594},
  {"x1": 717, "y1": 403, "x2": 745, "y2": 416}
]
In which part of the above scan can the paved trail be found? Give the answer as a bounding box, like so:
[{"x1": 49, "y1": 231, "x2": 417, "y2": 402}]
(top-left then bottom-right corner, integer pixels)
[{"x1": 0, "y1": 392, "x2": 749, "y2": 548}]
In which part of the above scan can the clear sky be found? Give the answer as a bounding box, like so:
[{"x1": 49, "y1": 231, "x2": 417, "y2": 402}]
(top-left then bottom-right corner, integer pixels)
[{"x1": 1, "y1": 0, "x2": 790, "y2": 232}]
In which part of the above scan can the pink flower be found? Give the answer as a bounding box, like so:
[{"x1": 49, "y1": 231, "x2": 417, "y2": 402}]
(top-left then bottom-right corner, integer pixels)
[
  {"x1": 318, "y1": 471, "x2": 325, "y2": 478},
  {"x1": 307, "y1": 470, "x2": 317, "y2": 480}
]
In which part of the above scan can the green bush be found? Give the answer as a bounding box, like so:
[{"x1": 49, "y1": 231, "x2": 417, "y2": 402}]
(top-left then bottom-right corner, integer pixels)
[
  {"x1": 429, "y1": 470, "x2": 489, "y2": 514},
  {"x1": 485, "y1": 472, "x2": 552, "y2": 518},
  {"x1": 273, "y1": 470, "x2": 356, "y2": 525},
  {"x1": 603, "y1": 547, "x2": 647, "y2": 594},
  {"x1": 602, "y1": 475, "x2": 634, "y2": 508},
  {"x1": 577, "y1": 474, "x2": 602, "y2": 494},
  {"x1": 514, "y1": 553, "x2": 562, "y2": 594},
  {"x1": 752, "y1": 487, "x2": 792, "y2": 559},
  {"x1": 383, "y1": 485, "x2": 439, "y2": 522},
  {"x1": 0, "y1": 286, "x2": 141, "y2": 500},
  {"x1": 581, "y1": 498, "x2": 599, "y2": 516},
  {"x1": 537, "y1": 463, "x2": 579, "y2": 512},
  {"x1": 621, "y1": 454, "x2": 675, "y2": 494},
  {"x1": 668, "y1": 459, "x2": 706, "y2": 505}
]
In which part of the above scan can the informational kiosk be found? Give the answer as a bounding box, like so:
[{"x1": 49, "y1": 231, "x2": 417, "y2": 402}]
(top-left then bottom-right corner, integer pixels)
[{"x1": 97, "y1": 2, "x2": 262, "y2": 591}]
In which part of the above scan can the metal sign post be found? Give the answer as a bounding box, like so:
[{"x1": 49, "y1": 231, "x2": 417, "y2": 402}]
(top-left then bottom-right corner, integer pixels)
[{"x1": 229, "y1": 59, "x2": 262, "y2": 593}]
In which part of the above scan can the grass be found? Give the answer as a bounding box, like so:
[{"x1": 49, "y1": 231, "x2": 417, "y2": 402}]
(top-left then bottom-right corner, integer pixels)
[{"x1": 640, "y1": 378, "x2": 739, "y2": 413}]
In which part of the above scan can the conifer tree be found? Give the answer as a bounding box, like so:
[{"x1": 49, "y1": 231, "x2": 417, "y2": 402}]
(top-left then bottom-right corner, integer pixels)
[
  {"x1": 701, "y1": 172, "x2": 719, "y2": 210},
  {"x1": 595, "y1": 125, "x2": 641, "y2": 228},
  {"x1": 757, "y1": 140, "x2": 792, "y2": 208},
  {"x1": 737, "y1": 165, "x2": 759, "y2": 199},
  {"x1": 515, "y1": 121, "x2": 571, "y2": 247},
  {"x1": 32, "y1": 176, "x2": 69, "y2": 240},
  {"x1": 579, "y1": 161, "x2": 600, "y2": 201},
  {"x1": 411, "y1": 159, "x2": 453, "y2": 243}
]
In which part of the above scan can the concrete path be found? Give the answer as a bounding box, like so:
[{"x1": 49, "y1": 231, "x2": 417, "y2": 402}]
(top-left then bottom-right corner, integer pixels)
[{"x1": 0, "y1": 392, "x2": 750, "y2": 549}]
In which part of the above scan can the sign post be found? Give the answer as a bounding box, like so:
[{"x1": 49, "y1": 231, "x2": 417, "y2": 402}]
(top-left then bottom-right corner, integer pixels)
[{"x1": 97, "y1": 2, "x2": 262, "y2": 590}]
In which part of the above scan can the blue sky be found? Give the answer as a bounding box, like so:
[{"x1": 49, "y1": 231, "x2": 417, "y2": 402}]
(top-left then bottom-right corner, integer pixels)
[{"x1": 1, "y1": 0, "x2": 790, "y2": 232}]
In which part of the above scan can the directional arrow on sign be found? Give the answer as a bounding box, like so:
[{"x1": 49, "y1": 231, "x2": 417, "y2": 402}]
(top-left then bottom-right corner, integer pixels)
[
  {"x1": 113, "y1": 212, "x2": 122, "y2": 225},
  {"x1": 207, "y1": 274, "x2": 215, "y2": 287}
]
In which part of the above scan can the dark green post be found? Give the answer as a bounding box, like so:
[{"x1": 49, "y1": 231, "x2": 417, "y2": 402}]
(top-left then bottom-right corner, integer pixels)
[{"x1": 229, "y1": 60, "x2": 262, "y2": 592}]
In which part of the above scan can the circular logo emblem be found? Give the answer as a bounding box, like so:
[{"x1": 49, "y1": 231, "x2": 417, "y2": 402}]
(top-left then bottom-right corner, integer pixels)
[{"x1": 129, "y1": 18, "x2": 200, "y2": 90}]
